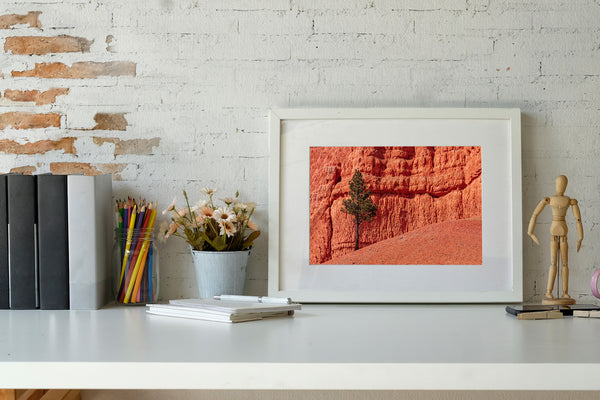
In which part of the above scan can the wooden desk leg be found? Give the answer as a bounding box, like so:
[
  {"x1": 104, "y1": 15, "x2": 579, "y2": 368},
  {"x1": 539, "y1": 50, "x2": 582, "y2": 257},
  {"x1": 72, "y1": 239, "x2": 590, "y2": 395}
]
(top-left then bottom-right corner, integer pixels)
[
  {"x1": 1, "y1": 390, "x2": 79, "y2": 400},
  {"x1": 0, "y1": 389, "x2": 16, "y2": 400},
  {"x1": 16, "y1": 390, "x2": 45, "y2": 400},
  {"x1": 39, "y1": 391, "x2": 81, "y2": 400}
]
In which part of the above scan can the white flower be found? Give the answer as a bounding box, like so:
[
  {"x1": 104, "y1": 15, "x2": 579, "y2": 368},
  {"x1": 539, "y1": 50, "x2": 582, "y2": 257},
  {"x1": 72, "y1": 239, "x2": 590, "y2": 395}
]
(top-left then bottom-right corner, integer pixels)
[
  {"x1": 214, "y1": 206, "x2": 237, "y2": 223},
  {"x1": 247, "y1": 219, "x2": 259, "y2": 231},
  {"x1": 162, "y1": 197, "x2": 176, "y2": 214},
  {"x1": 243, "y1": 202, "x2": 256, "y2": 211},
  {"x1": 201, "y1": 187, "x2": 216, "y2": 196},
  {"x1": 158, "y1": 221, "x2": 170, "y2": 242},
  {"x1": 175, "y1": 207, "x2": 189, "y2": 217},
  {"x1": 191, "y1": 199, "x2": 208, "y2": 213},
  {"x1": 219, "y1": 219, "x2": 237, "y2": 237},
  {"x1": 220, "y1": 197, "x2": 236, "y2": 205},
  {"x1": 195, "y1": 213, "x2": 206, "y2": 226},
  {"x1": 160, "y1": 221, "x2": 180, "y2": 241},
  {"x1": 234, "y1": 202, "x2": 256, "y2": 214},
  {"x1": 198, "y1": 206, "x2": 214, "y2": 218}
]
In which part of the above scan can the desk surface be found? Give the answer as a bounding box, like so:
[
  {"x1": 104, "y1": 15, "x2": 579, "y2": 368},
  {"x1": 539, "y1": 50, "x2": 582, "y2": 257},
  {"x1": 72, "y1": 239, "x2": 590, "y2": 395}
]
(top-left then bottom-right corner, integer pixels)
[{"x1": 1, "y1": 304, "x2": 599, "y2": 390}]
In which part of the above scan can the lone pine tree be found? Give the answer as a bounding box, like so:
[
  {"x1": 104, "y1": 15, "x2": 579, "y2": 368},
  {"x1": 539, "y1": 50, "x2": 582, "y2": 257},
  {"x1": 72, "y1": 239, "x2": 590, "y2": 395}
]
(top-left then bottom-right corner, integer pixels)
[{"x1": 340, "y1": 169, "x2": 378, "y2": 251}]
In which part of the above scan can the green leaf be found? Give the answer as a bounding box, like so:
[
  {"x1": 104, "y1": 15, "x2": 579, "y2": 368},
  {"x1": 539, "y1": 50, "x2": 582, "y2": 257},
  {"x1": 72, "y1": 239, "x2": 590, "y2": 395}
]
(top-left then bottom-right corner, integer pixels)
[{"x1": 242, "y1": 230, "x2": 261, "y2": 249}]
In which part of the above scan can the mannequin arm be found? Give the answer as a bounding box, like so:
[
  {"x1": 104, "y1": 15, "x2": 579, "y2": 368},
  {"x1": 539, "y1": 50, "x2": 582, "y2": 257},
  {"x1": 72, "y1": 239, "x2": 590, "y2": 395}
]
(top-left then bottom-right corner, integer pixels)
[
  {"x1": 528, "y1": 198, "x2": 549, "y2": 245},
  {"x1": 571, "y1": 199, "x2": 583, "y2": 251}
]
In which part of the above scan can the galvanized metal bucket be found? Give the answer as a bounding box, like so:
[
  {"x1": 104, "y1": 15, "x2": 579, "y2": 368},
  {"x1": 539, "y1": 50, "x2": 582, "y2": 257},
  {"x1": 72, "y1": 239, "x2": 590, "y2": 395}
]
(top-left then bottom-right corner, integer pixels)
[{"x1": 190, "y1": 250, "x2": 249, "y2": 298}]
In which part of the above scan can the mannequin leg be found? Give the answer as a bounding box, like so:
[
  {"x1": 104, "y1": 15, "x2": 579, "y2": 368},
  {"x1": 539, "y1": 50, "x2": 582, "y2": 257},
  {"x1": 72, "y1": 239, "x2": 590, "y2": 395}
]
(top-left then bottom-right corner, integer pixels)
[
  {"x1": 546, "y1": 236, "x2": 559, "y2": 299},
  {"x1": 560, "y1": 237, "x2": 571, "y2": 298}
]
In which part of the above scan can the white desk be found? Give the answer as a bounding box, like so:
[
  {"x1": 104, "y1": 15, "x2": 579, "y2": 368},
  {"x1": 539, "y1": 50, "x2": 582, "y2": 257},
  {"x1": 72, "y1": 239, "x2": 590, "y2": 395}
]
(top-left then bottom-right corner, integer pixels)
[{"x1": 1, "y1": 304, "x2": 599, "y2": 390}]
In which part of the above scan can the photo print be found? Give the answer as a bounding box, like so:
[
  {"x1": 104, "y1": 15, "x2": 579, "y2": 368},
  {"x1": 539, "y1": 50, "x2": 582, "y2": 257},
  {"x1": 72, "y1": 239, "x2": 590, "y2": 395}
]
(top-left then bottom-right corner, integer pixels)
[{"x1": 309, "y1": 146, "x2": 482, "y2": 266}]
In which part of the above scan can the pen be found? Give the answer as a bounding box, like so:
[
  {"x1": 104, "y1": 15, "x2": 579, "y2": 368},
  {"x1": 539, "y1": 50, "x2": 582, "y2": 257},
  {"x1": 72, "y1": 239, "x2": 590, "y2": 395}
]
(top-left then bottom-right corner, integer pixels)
[{"x1": 214, "y1": 295, "x2": 292, "y2": 304}]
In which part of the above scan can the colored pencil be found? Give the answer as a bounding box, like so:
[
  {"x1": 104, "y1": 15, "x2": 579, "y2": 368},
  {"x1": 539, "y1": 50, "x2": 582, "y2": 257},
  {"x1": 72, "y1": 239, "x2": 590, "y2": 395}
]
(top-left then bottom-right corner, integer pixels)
[
  {"x1": 135, "y1": 205, "x2": 156, "y2": 303},
  {"x1": 147, "y1": 243, "x2": 153, "y2": 302},
  {"x1": 120, "y1": 206, "x2": 149, "y2": 302},
  {"x1": 115, "y1": 198, "x2": 157, "y2": 304},
  {"x1": 121, "y1": 204, "x2": 129, "y2": 260},
  {"x1": 119, "y1": 205, "x2": 137, "y2": 289},
  {"x1": 125, "y1": 207, "x2": 156, "y2": 303}
]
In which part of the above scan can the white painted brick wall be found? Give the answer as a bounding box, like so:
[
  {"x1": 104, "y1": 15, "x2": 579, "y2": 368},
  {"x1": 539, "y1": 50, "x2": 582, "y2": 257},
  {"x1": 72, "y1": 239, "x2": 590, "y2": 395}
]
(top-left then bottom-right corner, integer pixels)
[{"x1": 1, "y1": 0, "x2": 599, "y2": 303}]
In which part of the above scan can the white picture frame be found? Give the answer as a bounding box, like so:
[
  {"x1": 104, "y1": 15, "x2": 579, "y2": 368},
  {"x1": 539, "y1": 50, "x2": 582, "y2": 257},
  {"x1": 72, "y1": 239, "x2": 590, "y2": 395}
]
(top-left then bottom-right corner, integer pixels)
[{"x1": 268, "y1": 108, "x2": 522, "y2": 303}]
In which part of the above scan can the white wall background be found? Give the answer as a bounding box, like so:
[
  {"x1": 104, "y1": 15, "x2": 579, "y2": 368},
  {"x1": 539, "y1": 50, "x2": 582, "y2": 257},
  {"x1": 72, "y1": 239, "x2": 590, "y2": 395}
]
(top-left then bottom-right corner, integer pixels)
[
  {"x1": 2, "y1": 0, "x2": 600, "y2": 397},
  {"x1": 2, "y1": 0, "x2": 596, "y2": 304}
]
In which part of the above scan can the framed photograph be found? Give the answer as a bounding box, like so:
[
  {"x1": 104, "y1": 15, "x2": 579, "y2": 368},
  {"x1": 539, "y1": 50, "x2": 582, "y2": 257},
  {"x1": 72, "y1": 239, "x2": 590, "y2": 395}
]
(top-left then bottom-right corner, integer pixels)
[{"x1": 268, "y1": 108, "x2": 522, "y2": 303}]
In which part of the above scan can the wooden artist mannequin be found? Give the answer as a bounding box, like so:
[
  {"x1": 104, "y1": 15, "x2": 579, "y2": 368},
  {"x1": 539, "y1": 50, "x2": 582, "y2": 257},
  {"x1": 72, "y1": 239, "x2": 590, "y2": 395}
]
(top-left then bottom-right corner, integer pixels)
[{"x1": 528, "y1": 175, "x2": 583, "y2": 305}]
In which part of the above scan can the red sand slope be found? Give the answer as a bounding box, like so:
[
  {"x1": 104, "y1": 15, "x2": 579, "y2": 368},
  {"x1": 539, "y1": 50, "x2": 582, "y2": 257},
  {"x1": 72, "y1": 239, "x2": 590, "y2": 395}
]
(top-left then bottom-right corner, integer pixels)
[{"x1": 321, "y1": 217, "x2": 482, "y2": 265}]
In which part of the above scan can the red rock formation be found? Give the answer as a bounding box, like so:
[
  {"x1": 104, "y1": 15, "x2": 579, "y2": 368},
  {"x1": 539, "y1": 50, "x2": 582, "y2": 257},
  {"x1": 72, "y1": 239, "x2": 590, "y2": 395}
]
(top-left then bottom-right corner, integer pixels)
[{"x1": 309, "y1": 146, "x2": 481, "y2": 264}]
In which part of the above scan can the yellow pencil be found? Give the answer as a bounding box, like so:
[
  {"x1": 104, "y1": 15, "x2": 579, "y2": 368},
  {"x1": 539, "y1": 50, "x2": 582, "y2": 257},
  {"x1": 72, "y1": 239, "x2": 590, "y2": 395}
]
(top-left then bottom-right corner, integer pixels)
[
  {"x1": 131, "y1": 206, "x2": 157, "y2": 302},
  {"x1": 124, "y1": 207, "x2": 156, "y2": 303}
]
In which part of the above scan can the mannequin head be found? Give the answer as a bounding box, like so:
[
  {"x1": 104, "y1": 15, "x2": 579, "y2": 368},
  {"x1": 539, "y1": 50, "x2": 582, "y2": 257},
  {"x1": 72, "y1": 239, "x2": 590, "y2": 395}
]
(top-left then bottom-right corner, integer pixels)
[{"x1": 555, "y1": 175, "x2": 568, "y2": 195}]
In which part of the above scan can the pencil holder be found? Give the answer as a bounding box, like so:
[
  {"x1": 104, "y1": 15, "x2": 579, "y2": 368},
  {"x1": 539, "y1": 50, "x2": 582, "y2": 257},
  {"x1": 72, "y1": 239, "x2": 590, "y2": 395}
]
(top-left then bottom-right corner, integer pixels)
[{"x1": 113, "y1": 227, "x2": 159, "y2": 305}]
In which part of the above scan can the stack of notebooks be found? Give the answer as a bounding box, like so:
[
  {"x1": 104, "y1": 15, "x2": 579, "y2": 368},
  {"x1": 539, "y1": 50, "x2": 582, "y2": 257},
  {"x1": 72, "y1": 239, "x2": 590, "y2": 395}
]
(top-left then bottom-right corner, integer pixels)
[
  {"x1": 146, "y1": 298, "x2": 302, "y2": 323},
  {"x1": 0, "y1": 173, "x2": 113, "y2": 310},
  {"x1": 505, "y1": 304, "x2": 600, "y2": 320}
]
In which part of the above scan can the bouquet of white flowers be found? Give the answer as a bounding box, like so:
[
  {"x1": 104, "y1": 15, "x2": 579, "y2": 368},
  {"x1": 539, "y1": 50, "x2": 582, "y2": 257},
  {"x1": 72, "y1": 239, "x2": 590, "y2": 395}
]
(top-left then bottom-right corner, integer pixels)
[{"x1": 160, "y1": 188, "x2": 260, "y2": 251}]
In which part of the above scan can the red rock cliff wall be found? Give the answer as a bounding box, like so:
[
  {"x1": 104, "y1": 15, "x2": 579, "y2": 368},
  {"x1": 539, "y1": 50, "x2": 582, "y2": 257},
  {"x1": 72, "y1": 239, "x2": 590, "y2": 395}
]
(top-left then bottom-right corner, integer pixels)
[{"x1": 309, "y1": 146, "x2": 482, "y2": 264}]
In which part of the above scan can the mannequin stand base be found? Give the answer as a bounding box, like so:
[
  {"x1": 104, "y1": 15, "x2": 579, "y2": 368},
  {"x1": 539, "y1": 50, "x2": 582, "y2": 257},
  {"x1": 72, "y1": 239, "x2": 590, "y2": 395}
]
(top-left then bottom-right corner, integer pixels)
[{"x1": 542, "y1": 297, "x2": 576, "y2": 305}]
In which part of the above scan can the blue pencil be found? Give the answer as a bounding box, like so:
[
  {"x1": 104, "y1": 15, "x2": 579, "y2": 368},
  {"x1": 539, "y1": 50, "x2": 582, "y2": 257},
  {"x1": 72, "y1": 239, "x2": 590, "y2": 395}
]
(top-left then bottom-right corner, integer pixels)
[
  {"x1": 148, "y1": 244, "x2": 153, "y2": 302},
  {"x1": 121, "y1": 206, "x2": 129, "y2": 260}
]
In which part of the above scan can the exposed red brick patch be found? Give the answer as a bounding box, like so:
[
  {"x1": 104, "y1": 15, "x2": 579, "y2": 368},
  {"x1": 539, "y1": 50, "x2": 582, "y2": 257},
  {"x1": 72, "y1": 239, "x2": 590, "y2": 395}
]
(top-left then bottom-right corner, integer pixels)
[
  {"x1": 12, "y1": 61, "x2": 136, "y2": 79},
  {"x1": 4, "y1": 35, "x2": 93, "y2": 55},
  {"x1": 0, "y1": 137, "x2": 75, "y2": 154},
  {"x1": 50, "y1": 162, "x2": 126, "y2": 180},
  {"x1": 92, "y1": 113, "x2": 128, "y2": 130},
  {"x1": 93, "y1": 137, "x2": 160, "y2": 155},
  {"x1": 3, "y1": 88, "x2": 69, "y2": 105},
  {"x1": 0, "y1": 11, "x2": 41, "y2": 29},
  {"x1": 0, "y1": 112, "x2": 60, "y2": 129},
  {"x1": 50, "y1": 162, "x2": 102, "y2": 175},
  {"x1": 10, "y1": 165, "x2": 36, "y2": 174},
  {"x1": 97, "y1": 163, "x2": 127, "y2": 181}
]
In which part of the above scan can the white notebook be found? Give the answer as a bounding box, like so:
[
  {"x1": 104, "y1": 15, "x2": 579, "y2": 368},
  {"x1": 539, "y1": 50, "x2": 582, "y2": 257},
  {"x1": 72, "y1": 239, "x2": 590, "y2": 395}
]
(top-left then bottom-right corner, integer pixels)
[
  {"x1": 146, "y1": 298, "x2": 301, "y2": 323},
  {"x1": 169, "y1": 298, "x2": 301, "y2": 313}
]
